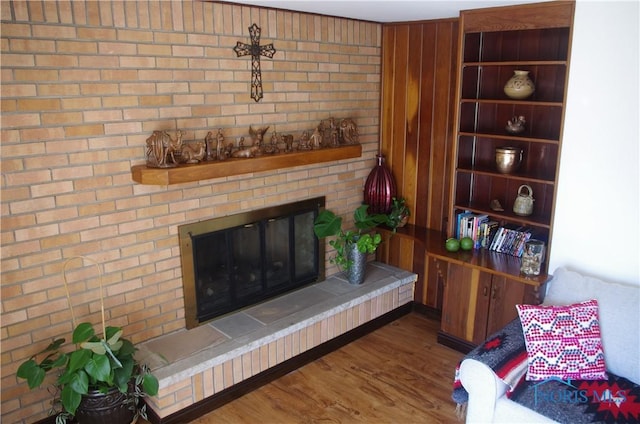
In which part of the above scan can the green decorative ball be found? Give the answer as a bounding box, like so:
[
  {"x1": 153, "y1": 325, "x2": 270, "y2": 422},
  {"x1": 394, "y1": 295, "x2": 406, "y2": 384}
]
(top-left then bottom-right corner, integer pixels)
[
  {"x1": 460, "y1": 237, "x2": 474, "y2": 251},
  {"x1": 445, "y1": 238, "x2": 460, "y2": 252}
]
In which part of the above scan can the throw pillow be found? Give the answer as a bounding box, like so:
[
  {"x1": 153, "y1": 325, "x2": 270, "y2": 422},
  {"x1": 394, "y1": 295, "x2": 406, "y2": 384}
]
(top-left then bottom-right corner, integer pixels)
[{"x1": 516, "y1": 299, "x2": 607, "y2": 381}]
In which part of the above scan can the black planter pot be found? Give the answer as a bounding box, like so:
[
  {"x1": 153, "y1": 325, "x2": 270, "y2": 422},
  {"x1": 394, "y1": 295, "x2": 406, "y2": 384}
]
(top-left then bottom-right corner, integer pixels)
[{"x1": 74, "y1": 386, "x2": 136, "y2": 424}]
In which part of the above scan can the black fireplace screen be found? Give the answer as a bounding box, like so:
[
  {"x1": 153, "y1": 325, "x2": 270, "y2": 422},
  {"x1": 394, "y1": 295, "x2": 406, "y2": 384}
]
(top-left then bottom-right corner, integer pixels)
[{"x1": 179, "y1": 197, "x2": 324, "y2": 328}]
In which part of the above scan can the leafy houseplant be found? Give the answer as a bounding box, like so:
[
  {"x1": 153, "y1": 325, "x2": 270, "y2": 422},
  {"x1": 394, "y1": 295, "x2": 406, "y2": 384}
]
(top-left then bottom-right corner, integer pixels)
[
  {"x1": 16, "y1": 258, "x2": 159, "y2": 424},
  {"x1": 313, "y1": 204, "x2": 391, "y2": 272},
  {"x1": 388, "y1": 197, "x2": 411, "y2": 229}
]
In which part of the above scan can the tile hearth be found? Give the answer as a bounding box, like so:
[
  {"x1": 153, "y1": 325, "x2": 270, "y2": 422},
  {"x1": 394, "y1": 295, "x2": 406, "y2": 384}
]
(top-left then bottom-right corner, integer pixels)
[{"x1": 138, "y1": 262, "x2": 417, "y2": 420}]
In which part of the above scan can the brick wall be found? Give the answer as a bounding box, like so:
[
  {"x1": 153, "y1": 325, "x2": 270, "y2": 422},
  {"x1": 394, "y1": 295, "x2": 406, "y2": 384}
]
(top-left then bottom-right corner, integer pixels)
[{"x1": 0, "y1": 1, "x2": 382, "y2": 422}]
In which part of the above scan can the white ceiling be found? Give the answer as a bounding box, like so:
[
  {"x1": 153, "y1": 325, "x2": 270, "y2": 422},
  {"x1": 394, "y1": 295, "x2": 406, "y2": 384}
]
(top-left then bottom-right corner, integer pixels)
[{"x1": 220, "y1": 0, "x2": 547, "y2": 22}]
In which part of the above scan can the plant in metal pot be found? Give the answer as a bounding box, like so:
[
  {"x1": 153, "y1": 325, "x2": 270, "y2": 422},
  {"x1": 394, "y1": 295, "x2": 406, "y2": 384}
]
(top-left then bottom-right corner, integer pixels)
[
  {"x1": 16, "y1": 257, "x2": 159, "y2": 424},
  {"x1": 313, "y1": 204, "x2": 391, "y2": 272}
]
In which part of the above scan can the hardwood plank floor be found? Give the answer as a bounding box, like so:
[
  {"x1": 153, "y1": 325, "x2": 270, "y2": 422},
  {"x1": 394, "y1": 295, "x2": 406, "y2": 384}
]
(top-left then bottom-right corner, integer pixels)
[{"x1": 146, "y1": 312, "x2": 464, "y2": 424}]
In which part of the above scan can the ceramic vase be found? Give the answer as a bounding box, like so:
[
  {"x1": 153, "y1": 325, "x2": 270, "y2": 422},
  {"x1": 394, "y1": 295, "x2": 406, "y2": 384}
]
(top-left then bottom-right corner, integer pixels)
[
  {"x1": 345, "y1": 243, "x2": 367, "y2": 285},
  {"x1": 364, "y1": 154, "x2": 397, "y2": 214},
  {"x1": 504, "y1": 70, "x2": 535, "y2": 100}
]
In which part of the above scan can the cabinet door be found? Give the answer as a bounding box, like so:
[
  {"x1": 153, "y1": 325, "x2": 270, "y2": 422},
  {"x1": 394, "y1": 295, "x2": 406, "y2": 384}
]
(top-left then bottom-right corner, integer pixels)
[
  {"x1": 486, "y1": 275, "x2": 541, "y2": 336},
  {"x1": 441, "y1": 262, "x2": 489, "y2": 343}
]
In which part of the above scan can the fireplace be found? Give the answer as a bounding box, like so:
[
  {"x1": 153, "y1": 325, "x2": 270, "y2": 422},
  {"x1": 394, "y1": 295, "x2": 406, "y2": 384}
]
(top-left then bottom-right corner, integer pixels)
[{"x1": 178, "y1": 197, "x2": 325, "y2": 329}]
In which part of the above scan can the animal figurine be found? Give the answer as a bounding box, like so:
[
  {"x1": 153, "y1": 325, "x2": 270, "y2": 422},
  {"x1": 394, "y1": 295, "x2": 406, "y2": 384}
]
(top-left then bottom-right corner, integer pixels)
[
  {"x1": 249, "y1": 125, "x2": 269, "y2": 146},
  {"x1": 180, "y1": 141, "x2": 206, "y2": 163},
  {"x1": 166, "y1": 131, "x2": 183, "y2": 164},
  {"x1": 232, "y1": 145, "x2": 260, "y2": 158},
  {"x1": 145, "y1": 130, "x2": 182, "y2": 168}
]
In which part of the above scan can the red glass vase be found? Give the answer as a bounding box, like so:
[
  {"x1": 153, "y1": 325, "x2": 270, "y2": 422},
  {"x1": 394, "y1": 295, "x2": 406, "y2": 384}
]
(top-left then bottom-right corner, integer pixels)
[{"x1": 364, "y1": 154, "x2": 397, "y2": 214}]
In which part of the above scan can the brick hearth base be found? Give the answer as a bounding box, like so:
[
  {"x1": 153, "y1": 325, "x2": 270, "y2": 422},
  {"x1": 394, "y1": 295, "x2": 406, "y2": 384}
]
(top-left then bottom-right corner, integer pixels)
[{"x1": 137, "y1": 262, "x2": 416, "y2": 421}]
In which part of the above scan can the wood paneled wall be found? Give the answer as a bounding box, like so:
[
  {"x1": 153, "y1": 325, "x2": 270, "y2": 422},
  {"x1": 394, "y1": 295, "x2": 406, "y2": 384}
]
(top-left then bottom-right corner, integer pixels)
[{"x1": 377, "y1": 19, "x2": 458, "y2": 310}]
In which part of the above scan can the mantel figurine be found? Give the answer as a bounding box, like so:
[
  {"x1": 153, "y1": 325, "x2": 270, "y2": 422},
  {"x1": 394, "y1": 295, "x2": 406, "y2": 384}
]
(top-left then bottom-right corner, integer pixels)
[
  {"x1": 146, "y1": 130, "x2": 183, "y2": 168},
  {"x1": 143, "y1": 117, "x2": 359, "y2": 169}
]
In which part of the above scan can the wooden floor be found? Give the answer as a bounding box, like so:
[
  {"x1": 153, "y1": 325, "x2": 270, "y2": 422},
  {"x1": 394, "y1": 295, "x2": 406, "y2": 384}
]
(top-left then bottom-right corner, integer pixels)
[{"x1": 147, "y1": 312, "x2": 464, "y2": 424}]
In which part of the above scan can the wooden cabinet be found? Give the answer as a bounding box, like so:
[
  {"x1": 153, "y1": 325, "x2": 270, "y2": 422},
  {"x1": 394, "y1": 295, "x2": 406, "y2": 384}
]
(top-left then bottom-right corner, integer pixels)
[
  {"x1": 438, "y1": 255, "x2": 543, "y2": 352},
  {"x1": 448, "y1": 1, "x2": 575, "y2": 273}
]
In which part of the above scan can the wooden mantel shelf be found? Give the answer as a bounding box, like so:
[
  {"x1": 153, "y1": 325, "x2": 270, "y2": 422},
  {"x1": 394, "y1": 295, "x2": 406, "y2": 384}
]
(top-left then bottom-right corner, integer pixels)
[{"x1": 131, "y1": 144, "x2": 362, "y2": 185}]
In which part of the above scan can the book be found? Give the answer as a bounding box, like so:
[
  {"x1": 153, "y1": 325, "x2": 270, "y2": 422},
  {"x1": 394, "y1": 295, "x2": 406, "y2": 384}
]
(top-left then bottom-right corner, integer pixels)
[
  {"x1": 456, "y1": 211, "x2": 473, "y2": 239},
  {"x1": 472, "y1": 214, "x2": 489, "y2": 249},
  {"x1": 480, "y1": 220, "x2": 500, "y2": 249},
  {"x1": 489, "y1": 227, "x2": 506, "y2": 251}
]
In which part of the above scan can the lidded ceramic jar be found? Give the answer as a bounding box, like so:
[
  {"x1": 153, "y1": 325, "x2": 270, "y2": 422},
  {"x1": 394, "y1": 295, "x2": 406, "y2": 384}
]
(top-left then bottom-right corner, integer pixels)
[{"x1": 504, "y1": 70, "x2": 535, "y2": 99}]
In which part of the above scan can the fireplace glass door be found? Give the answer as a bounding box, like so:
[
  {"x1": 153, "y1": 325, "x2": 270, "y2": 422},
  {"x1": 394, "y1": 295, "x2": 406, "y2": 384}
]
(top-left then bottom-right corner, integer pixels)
[{"x1": 181, "y1": 198, "x2": 323, "y2": 327}]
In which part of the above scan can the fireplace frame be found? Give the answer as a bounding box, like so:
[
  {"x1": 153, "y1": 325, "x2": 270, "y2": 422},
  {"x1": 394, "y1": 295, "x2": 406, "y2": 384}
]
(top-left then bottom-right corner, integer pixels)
[{"x1": 178, "y1": 197, "x2": 326, "y2": 329}]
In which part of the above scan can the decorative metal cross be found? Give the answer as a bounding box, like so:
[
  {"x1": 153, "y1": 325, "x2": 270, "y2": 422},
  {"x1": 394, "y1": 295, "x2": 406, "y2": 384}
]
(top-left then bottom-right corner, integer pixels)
[{"x1": 233, "y1": 23, "x2": 276, "y2": 102}]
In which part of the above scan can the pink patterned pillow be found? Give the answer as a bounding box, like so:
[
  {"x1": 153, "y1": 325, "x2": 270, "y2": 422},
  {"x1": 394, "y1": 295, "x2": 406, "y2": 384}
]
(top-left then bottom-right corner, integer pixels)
[{"x1": 516, "y1": 299, "x2": 607, "y2": 381}]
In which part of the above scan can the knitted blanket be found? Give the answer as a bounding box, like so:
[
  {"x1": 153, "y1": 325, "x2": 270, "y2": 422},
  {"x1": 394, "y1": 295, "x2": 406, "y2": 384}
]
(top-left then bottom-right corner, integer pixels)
[
  {"x1": 509, "y1": 373, "x2": 640, "y2": 423},
  {"x1": 452, "y1": 318, "x2": 528, "y2": 407},
  {"x1": 452, "y1": 318, "x2": 640, "y2": 423}
]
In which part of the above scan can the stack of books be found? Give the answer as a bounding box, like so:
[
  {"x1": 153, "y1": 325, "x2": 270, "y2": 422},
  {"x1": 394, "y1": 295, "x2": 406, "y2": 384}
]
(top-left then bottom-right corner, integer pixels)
[
  {"x1": 456, "y1": 212, "x2": 538, "y2": 257},
  {"x1": 455, "y1": 212, "x2": 499, "y2": 249},
  {"x1": 488, "y1": 224, "x2": 540, "y2": 257}
]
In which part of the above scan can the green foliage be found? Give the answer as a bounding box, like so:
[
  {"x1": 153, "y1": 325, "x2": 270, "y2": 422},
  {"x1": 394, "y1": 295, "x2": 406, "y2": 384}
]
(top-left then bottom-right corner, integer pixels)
[
  {"x1": 313, "y1": 204, "x2": 391, "y2": 271},
  {"x1": 17, "y1": 322, "x2": 159, "y2": 421},
  {"x1": 388, "y1": 197, "x2": 411, "y2": 229}
]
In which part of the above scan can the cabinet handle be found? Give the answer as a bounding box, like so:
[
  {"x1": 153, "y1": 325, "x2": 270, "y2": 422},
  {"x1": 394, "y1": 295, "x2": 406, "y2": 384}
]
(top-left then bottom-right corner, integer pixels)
[
  {"x1": 483, "y1": 286, "x2": 488, "y2": 296},
  {"x1": 492, "y1": 286, "x2": 498, "y2": 299}
]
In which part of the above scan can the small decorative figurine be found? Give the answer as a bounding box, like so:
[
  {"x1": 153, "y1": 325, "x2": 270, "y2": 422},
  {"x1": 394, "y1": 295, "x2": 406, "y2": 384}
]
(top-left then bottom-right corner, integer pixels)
[
  {"x1": 490, "y1": 199, "x2": 504, "y2": 212},
  {"x1": 309, "y1": 127, "x2": 322, "y2": 150},
  {"x1": 249, "y1": 125, "x2": 269, "y2": 146},
  {"x1": 506, "y1": 115, "x2": 526, "y2": 134},
  {"x1": 263, "y1": 132, "x2": 278, "y2": 154},
  {"x1": 216, "y1": 128, "x2": 225, "y2": 160},
  {"x1": 205, "y1": 131, "x2": 215, "y2": 160},
  {"x1": 180, "y1": 141, "x2": 206, "y2": 163},
  {"x1": 145, "y1": 130, "x2": 183, "y2": 168},
  {"x1": 298, "y1": 131, "x2": 310, "y2": 150},
  {"x1": 232, "y1": 145, "x2": 260, "y2": 158},
  {"x1": 282, "y1": 134, "x2": 294, "y2": 152},
  {"x1": 339, "y1": 118, "x2": 358, "y2": 144},
  {"x1": 325, "y1": 117, "x2": 340, "y2": 147}
]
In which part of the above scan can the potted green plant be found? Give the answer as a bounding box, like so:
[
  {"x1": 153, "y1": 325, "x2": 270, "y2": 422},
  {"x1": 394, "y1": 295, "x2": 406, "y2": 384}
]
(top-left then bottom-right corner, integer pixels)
[
  {"x1": 388, "y1": 197, "x2": 411, "y2": 229},
  {"x1": 16, "y1": 258, "x2": 159, "y2": 424},
  {"x1": 313, "y1": 204, "x2": 391, "y2": 284}
]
